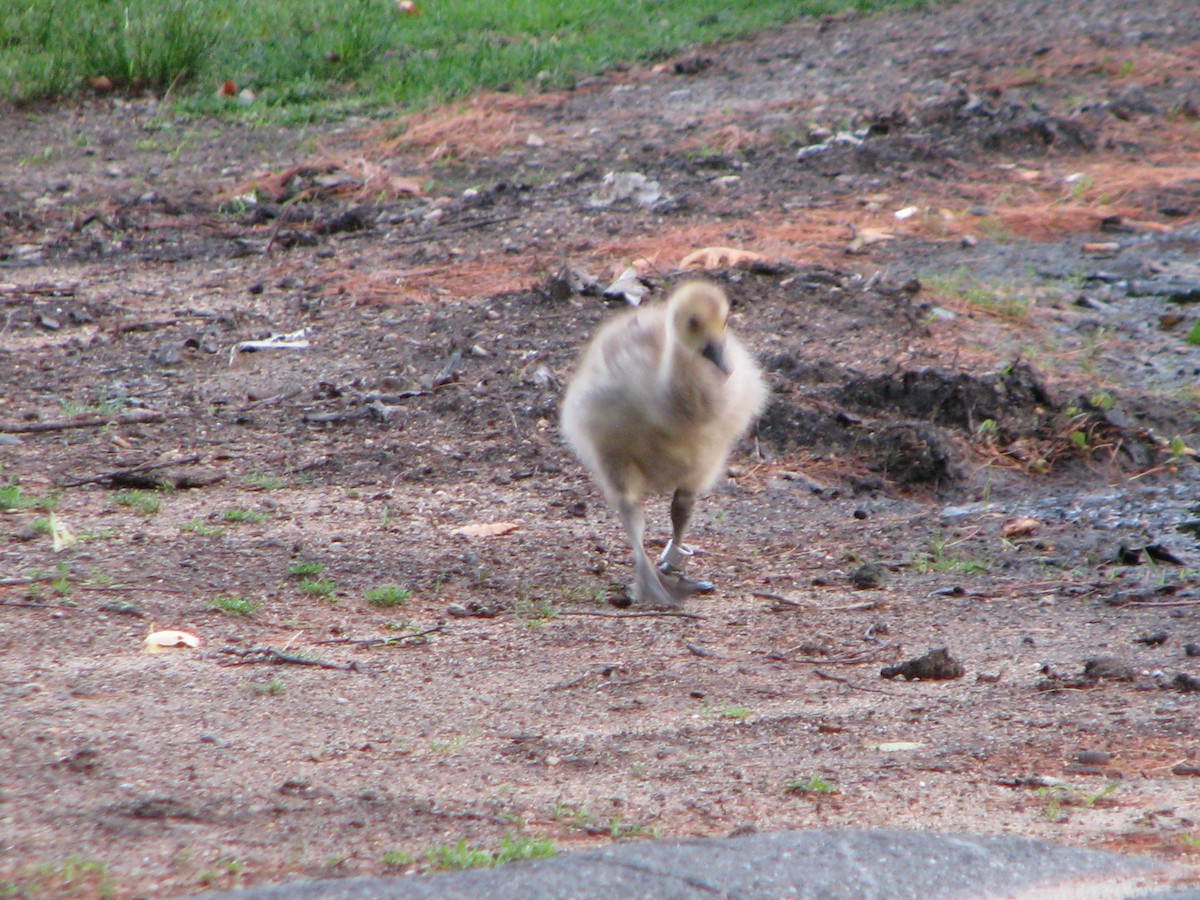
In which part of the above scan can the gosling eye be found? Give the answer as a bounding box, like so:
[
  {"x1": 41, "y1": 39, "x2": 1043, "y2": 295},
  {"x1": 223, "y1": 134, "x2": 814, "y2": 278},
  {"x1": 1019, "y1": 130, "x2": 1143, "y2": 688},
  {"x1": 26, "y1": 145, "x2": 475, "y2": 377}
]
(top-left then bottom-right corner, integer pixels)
[{"x1": 687, "y1": 314, "x2": 701, "y2": 332}]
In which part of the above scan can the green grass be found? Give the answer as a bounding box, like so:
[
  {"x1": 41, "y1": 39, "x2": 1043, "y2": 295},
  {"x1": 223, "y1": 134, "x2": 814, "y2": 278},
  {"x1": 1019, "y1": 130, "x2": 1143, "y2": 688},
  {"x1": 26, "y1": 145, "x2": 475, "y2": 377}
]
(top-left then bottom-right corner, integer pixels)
[
  {"x1": 207, "y1": 594, "x2": 261, "y2": 616},
  {"x1": 365, "y1": 585, "x2": 412, "y2": 607},
  {"x1": 1186, "y1": 320, "x2": 1200, "y2": 346},
  {"x1": 10, "y1": 855, "x2": 116, "y2": 899},
  {"x1": 287, "y1": 560, "x2": 324, "y2": 577},
  {"x1": 912, "y1": 535, "x2": 989, "y2": 575},
  {"x1": 221, "y1": 508, "x2": 267, "y2": 524},
  {"x1": 785, "y1": 774, "x2": 837, "y2": 795},
  {"x1": 1, "y1": 0, "x2": 936, "y2": 114},
  {"x1": 0, "y1": 482, "x2": 57, "y2": 511},
  {"x1": 181, "y1": 519, "x2": 226, "y2": 536},
  {"x1": 922, "y1": 268, "x2": 1031, "y2": 319},
  {"x1": 298, "y1": 577, "x2": 336, "y2": 599},
  {"x1": 423, "y1": 835, "x2": 557, "y2": 872},
  {"x1": 245, "y1": 470, "x2": 287, "y2": 490},
  {"x1": 115, "y1": 489, "x2": 162, "y2": 516}
]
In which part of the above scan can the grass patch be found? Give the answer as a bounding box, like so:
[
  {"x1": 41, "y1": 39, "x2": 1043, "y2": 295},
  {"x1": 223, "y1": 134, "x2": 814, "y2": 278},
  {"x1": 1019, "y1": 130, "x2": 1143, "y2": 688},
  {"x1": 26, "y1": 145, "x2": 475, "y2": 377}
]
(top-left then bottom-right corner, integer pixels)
[
  {"x1": 115, "y1": 489, "x2": 162, "y2": 516},
  {"x1": 246, "y1": 676, "x2": 285, "y2": 695},
  {"x1": 287, "y1": 560, "x2": 324, "y2": 577},
  {"x1": 297, "y1": 577, "x2": 336, "y2": 599},
  {"x1": 922, "y1": 268, "x2": 1031, "y2": 319},
  {"x1": 784, "y1": 774, "x2": 838, "y2": 795},
  {"x1": 14, "y1": 855, "x2": 116, "y2": 899},
  {"x1": 380, "y1": 849, "x2": 415, "y2": 868},
  {"x1": 2, "y1": 0, "x2": 936, "y2": 115},
  {"x1": 181, "y1": 519, "x2": 226, "y2": 536},
  {"x1": 1186, "y1": 320, "x2": 1200, "y2": 346},
  {"x1": 0, "y1": 482, "x2": 57, "y2": 511},
  {"x1": 221, "y1": 508, "x2": 267, "y2": 524},
  {"x1": 245, "y1": 470, "x2": 286, "y2": 490},
  {"x1": 365, "y1": 585, "x2": 412, "y2": 607},
  {"x1": 207, "y1": 594, "x2": 261, "y2": 616},
  {"x1": 423, "y1": 835, "x2": 557, "y2": 872},
  {"x1": 912, "y1": 535, "x2": 989, "y2": 575}
]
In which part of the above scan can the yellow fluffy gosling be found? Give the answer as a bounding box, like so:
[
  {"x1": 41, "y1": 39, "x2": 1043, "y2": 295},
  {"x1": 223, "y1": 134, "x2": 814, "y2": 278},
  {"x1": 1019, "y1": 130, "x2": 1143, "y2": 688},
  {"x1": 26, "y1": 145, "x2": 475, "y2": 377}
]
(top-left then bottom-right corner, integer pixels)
[{"x1": 560, "y1": 281, "x2": 767, "y2": 607}]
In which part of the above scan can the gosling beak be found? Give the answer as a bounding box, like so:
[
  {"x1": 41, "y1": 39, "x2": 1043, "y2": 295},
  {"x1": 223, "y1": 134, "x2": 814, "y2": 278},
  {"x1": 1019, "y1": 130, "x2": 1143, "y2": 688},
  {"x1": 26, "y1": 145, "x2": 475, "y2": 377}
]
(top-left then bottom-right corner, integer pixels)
[{"x1": 701, "y1": 339, "x2": 731, "y2": 375}]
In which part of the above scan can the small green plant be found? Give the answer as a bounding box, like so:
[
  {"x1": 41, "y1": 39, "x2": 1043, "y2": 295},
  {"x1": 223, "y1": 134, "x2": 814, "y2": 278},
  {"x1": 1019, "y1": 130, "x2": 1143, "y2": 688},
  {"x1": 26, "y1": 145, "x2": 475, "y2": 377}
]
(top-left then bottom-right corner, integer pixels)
[
  {"x1": 552, "y1": 801, "x2": 593, "y2": 830},
  {"x1": 717, "y1": 702, "x2": 751, "y2": 720},
  {"x1": 912, "y1": 535, "x2": 989, "y2": 575},
  {"x1": 1185, "y1": 321, "x2": 1200, "y2": 346},
  {"x1": 298, "y1": 577, "x2": 336, "y2": 599},
  {"x1": 0, "y1": 482, "x2": 57, "y2": 511},
  {"x1": 196, "y1": 856, "x2": 244, "y2": 888},
  {"x1": 208, "y1": 594, "x2": 261, "y2": 616},
  {"x1": 1035, "y1": 781, "x2": 1119, "y2": 822},
  {"x1": 25, "y1": 855, "x2": 115, "y2": 898},
  {"x1": 381, "y1": 849, "x2": 415, "y2": 868},
  {"x1": 245, "y1": 470, "x2": 286, "y2": 490},
  {"x1": 975, "y1": 418, "x2": 999, "y2": 443},
  {"x1": 428, "y1": 735, "x2": 469, "y2": 755},
  {"x1": 247, "y1": 677, "x2": 285, "y2": 695},
  {"x1": 785, "y1": 774, "x2": 838, "y2": 795},
  {"x1": 606, "y1": 816, "x2": 659, "y2": 839},
  {"x1": 287, "y1": 561, "x2": 324, "y2": 577},
  {"x1": 115, "y1": 490, "x2": 162, "y2": 516},
  {"x1": 365, "y1": 585, "x2": 412, "y2": 607},
  {"x1": 221, "y1": 508, "x2": 267, "y2": 524},
  {"x1": 182, "y1": 519, "x2": 225, "y2": 536},
  {"x1": 512, "y1": 591, "x2": 558, "y2": 625},
  {"x1": 50, "y1": 562, "x2": 72, "y2": 597},
  {"x1": 31, "y1": 516, "x2": 53, "y2": 534},
  {"x1": 423, "y1": 835, "x2": 556, "y2": 871},
  {"x1": 1181, "y1": 832, "x2": 1200, "y2": 849},
  {"x1": 1168, "y1": 436, "x2": 1190, "y2": 463}
]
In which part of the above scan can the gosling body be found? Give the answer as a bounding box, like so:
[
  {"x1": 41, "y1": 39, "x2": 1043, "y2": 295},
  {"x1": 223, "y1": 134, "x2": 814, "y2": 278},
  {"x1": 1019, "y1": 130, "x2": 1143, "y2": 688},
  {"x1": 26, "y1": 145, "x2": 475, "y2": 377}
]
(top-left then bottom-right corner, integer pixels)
[{"x1": 560, "y1": 281, "x2": 767, "y2": 607}]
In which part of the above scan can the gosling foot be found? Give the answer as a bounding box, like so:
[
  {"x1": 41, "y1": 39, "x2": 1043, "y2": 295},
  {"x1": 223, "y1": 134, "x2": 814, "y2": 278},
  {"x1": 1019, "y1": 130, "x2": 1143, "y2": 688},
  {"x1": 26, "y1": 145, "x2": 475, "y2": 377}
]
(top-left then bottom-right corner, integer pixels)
[{"x1": 659, "y1": 571, "x2": 714, "y2": 596}]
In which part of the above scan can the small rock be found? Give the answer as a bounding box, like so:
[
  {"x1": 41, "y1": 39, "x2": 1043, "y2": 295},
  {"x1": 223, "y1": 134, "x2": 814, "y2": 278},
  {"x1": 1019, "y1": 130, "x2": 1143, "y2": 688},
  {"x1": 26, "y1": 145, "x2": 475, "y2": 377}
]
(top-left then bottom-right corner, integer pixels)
[
  {"x1": 1074, "y1": 749, "x2": 1112, "y2": 765},
  {"x1": 881, "y1": 647, "x2": 964, "y2": 681},
  {"x1": 849, "y1": 562, "x2": 884, "y2": 589},
  {"x1": 1083, "y1": 656, "x2": 1134, "y2": 681},
  {"x1": 1174, "y1": 673, "x2": 1200, "y2": 693},
  {"x1": 1134, "y1": 631, "x2": 1169, "y2": 646}
]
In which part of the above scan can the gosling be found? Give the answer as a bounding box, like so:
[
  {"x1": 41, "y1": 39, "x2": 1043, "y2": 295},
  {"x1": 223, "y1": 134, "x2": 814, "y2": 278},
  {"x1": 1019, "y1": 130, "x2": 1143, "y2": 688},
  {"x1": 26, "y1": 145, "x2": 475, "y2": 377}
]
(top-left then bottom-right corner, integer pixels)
[{"x1": 560, "y1": 281, "x2": 767, "y2": 607}]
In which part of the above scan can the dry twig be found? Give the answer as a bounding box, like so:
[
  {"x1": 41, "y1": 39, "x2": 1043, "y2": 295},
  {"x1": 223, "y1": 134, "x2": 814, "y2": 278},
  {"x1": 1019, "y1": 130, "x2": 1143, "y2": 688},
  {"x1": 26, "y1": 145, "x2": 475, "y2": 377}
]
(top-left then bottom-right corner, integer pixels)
[
  {"x1": 314, "y1": 626, "x2": 445, "y2": 647},
  {"x1": 0, "y1": 410, "x2": 165, "y2": 434},
  {"x1": 218, "y1": 647, "x2": 358, "y2": 671},
  {"x1": 813, "y1": 669, "x2": 897, "y2": 695},
  {"x1": 558, "y1": 609, "x2": 706, "y2": 620}
]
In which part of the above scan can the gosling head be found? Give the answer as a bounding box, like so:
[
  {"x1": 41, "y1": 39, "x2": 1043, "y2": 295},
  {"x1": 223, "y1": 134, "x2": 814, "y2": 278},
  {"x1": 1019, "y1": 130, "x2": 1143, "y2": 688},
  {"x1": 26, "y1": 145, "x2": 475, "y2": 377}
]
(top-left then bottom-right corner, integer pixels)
[{"x1": 668, "y1": 282, "x2": 732, "y2": 375}]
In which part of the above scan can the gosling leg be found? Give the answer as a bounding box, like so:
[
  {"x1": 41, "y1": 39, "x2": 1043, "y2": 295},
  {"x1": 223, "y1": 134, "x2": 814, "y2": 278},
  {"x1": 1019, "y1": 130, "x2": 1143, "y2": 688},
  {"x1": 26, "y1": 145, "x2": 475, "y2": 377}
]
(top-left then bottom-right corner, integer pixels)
[
  {"x1": 616, "y1": 495, "x2": 681, "y2": 609},
  {"x1": 657, "y1": 488, "x2": 714, "y2": 596}
]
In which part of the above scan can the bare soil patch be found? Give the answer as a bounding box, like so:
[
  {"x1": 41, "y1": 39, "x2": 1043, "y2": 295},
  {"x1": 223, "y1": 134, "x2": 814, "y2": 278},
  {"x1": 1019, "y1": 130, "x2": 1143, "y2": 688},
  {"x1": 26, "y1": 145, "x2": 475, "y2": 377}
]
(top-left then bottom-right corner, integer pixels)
[{"x1": 3, "y1": 0, "x2": 1200, "y2": 896}]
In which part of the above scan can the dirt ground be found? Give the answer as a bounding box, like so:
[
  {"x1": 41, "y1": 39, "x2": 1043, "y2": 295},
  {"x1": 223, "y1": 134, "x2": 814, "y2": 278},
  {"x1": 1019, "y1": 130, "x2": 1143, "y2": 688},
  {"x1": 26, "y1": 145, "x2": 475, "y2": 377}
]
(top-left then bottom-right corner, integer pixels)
[{"x1": 3, "y1": 0, "x2": 1200, "y2": 896}]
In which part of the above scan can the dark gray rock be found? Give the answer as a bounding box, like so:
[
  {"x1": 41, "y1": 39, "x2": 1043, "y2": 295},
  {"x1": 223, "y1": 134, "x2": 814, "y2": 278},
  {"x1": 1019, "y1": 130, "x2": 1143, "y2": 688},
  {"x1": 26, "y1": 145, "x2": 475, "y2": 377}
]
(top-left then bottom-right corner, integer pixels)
[{"x1": 192, "y1": 829, "x2": 1192, "y2": 899}]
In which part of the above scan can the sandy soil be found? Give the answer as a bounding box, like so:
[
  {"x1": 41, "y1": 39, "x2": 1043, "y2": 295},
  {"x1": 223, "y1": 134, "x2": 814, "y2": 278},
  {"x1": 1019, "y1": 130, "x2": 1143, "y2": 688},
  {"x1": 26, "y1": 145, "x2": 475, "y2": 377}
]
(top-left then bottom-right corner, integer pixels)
[{"x1": 2, "y1": 0, "x2": 1200, "y2": 896}]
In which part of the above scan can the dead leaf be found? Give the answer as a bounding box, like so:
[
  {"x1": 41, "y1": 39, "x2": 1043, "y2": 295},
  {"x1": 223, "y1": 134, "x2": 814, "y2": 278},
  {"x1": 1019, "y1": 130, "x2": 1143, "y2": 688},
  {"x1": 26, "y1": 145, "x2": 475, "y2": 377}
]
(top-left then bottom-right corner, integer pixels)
[
  {"x1": 845, "y1": 227, "x2": 895, "y2": 254},
  {"x1": 1000, "y1": 517, "x2": 1039, "y2": 538},
  {"x1": 450, "y1": 522, "x2": 521, "y2": 538},
  {"x1": 679, "y1": 247, "x2": 766, "y2": 270},
  {"x1": 143, "y1": 630, "x2": 202, "y2": 653},
  {"x1": 88, "y1": 76, "x2": 114, "y2": 93},
  {"x1": 603, "y1": 266, "x2": 648, "y2": 306},
  {"x1": 49, "y1": 513, "x2": 78, "y2": 553},
  {"x1": 217, "y1": 79, "x2": 236, "y2": 99}
]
